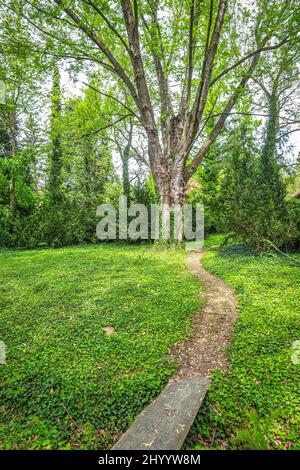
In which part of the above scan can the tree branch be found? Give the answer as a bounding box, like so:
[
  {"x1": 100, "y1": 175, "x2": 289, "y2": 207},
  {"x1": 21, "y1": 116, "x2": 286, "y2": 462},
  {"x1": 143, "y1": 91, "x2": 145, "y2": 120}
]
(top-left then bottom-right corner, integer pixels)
[
  {"x1": 53, "y1": 0, "x2": 140, "y2": 111},
  {"x1": 277, "y1": 128, "x2": 300, "y2": 141},
  {"x1": 210, "y1": 37, "x2": 290, "y2": 87},
  {"x1": 82, "y1": 82, "x2": 141, "y2": 122},
  {"x1": 188, "y1": 0, "x2": 228, "y2": 143},
  {"x1": 252, "y1": 75, "x2": 271, "y2": 98},
  {"x1": 74, "y1": 114, "x2": 133, "y2": 141},
  {"x1": 179, "y1": 0, "x2": 204, "y2": 115},
  {"x1": 81, "y1": 0, "x2": 131, "y2": 56},
  {"x1": 186, "y1": 46, "x2": 263, "y2": 180},
  {"x1": 120, "y1": 0, "x2": 157, "y2": 134},
  {"x1": 141, "y1": 6, "x2": 173, "y2": 144}
]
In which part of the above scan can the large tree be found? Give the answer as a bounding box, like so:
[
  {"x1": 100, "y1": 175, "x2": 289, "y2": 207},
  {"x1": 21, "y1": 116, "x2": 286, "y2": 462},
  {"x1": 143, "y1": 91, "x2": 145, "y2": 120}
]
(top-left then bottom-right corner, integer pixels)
[
  {"x1": 48, "y1": 64, "x2": 63, "y2": 203},
  {"x1": 2, "y1": 1, "x2": 298, "y2": 235}
]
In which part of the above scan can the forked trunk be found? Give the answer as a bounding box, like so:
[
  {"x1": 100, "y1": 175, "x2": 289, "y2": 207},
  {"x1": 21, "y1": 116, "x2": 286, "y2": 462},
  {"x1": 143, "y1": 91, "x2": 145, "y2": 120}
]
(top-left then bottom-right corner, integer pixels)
[{"x1": 156, "y1": 164, "x2": 187, "y2": 242}]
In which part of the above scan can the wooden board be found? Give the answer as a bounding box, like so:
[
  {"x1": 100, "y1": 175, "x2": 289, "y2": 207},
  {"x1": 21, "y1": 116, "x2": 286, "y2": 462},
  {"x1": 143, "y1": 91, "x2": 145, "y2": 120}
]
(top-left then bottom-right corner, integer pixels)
[{"x1": 112, "y1": 375, "x2": 210, "y2": 450}]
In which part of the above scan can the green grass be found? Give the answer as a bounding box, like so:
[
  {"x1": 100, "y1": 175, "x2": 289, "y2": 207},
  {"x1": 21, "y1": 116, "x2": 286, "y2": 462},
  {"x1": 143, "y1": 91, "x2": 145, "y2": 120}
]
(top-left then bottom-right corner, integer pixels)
[
  {"x1": 187, "y1": 235, "x2": 300, "y2": 450},
  {"x1": 0, "y1": 243, "x2": 202, "y2": 449}
]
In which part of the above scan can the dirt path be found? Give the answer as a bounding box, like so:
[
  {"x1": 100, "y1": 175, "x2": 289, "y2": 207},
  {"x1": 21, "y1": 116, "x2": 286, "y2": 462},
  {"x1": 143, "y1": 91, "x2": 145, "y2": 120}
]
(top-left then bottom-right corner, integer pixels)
[{"x1": 171, "y1": 250, "x2": 238, "y2": 380}]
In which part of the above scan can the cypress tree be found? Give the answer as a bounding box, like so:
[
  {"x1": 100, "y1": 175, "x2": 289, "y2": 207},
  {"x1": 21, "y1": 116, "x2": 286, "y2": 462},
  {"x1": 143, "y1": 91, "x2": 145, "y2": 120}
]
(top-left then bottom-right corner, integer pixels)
[{"x1": 48, "y1": 65, "x2": 63, "y2": 203}]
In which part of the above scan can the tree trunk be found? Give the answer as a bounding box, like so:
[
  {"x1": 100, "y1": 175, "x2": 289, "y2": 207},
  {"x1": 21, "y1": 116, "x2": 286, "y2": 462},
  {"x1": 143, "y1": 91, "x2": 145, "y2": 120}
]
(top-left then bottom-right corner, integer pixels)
[
  {"x1": 9, "y1": 180, "x2": 15, "y2": 214},
  {"x1": 49, "y1": 65, "x2": 63, "y2": 204},
  {"x1": 122, "y1": 154, "x2": 130, "y2": 204},
  {"x1": 9, "y1": 107, "x2": 17, "y2": 218},
  {"x1": 261, "y1": 94, "x2": 278, "y2": 170},
  {"x1": 260, "y1": 92, "x2": 286, "y2": 205},
  {"x1": 116, "y1": 121, "x2": 133, "y2": 206},
  {"x1": 156, "y1": 159, "x2": 187, "y2": 242}
]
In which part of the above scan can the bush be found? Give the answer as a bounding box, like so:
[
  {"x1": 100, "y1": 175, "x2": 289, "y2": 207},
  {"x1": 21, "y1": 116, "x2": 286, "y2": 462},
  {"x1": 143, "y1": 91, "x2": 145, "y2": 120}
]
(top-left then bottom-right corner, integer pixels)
[
  {"x1": 0, "y1": 198, "x2": 102, "y2": 249},
  {"x1": 217, "y1": 125, "x2": 299, "y2": 252}
]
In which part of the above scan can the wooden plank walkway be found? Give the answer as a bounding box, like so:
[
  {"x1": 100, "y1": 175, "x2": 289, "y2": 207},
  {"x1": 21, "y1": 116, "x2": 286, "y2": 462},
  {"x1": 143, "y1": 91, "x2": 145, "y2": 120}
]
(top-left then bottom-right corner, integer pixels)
[{"x1": 112, "y1": 375, "x2": 210, "y2": 450}]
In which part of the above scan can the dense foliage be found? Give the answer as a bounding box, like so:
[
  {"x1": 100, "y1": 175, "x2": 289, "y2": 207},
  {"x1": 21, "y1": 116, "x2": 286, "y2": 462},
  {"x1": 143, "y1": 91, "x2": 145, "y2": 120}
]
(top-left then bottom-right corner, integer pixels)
[
  {"x1": 217, "y1": 123, "x2": 300, "y2": 251},
  {"x1": 0, "y1": 66, "x2": 118, "y2": 248}
]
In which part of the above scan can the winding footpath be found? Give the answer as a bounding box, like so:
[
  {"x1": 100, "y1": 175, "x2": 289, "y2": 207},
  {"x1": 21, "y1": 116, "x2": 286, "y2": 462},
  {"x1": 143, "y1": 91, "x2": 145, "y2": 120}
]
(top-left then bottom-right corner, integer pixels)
[{"x1": 171, "y1": 249, "x2": 238, "y2": 379}]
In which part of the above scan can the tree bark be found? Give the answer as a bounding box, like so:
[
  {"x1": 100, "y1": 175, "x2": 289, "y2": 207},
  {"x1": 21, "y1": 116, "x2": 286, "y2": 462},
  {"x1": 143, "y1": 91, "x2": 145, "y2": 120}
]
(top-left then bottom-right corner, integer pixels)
[
  {"x1": 9, "y1": 107, "x2": 17, "y2": 217},
  {"x1": 49, "y1": 65, "x2": 63, "y2": 203},
  {"x1": 121, "y1": 123, "x2": 133, "y2": 205}
]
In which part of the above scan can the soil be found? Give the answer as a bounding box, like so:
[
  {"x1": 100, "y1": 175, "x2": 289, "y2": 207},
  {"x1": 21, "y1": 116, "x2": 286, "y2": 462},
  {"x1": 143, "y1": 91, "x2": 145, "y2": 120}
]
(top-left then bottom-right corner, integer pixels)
[{"x1": 170, "y1": 250, "x2": 238, "y2": 379}]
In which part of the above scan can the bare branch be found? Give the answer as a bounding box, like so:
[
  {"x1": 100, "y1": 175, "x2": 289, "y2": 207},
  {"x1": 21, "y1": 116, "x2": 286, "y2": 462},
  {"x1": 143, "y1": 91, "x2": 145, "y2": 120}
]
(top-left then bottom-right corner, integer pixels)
[
  {"x1": 279, "y1": 119, "x2": 300, "y2": 127},
  {"x1": 277, "y1": 128, "x2": 300, "y2": 141},
  {"x1": 73, "y1": 114, "x2": 133, "y2": 141},
  {"x1": 82, "y1": 82, "x2": 141, "y2": 122},
  {"x1": 279, "y1": 85, "x2": 299, "y2": 106},
  {"x1": 252, "y1": 75, "x2": 271, "y2": 98},
  {"x1": 210, "y1": 37, "x2": 290, "y2": 87}
]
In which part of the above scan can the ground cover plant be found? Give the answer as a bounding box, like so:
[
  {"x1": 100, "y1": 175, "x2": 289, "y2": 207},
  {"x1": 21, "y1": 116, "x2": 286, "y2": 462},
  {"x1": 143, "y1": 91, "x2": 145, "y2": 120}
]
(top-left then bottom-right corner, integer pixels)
[
  {"x1": 187, "y1": 235, "x2": 300, "y2": 450},
  {"x1": 0, "y1": 243, "x2": 202, "y2": 449}
]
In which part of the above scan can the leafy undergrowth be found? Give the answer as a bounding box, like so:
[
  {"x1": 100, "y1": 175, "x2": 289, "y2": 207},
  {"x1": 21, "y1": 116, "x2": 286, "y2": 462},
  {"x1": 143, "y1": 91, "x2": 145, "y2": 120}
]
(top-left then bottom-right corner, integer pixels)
[
  {"x1": 186, "y1": 234, "x2": 300, "y2": 450},
  {"x1": 0, "y1": 243, "x2": 201, "y2": 449}
]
